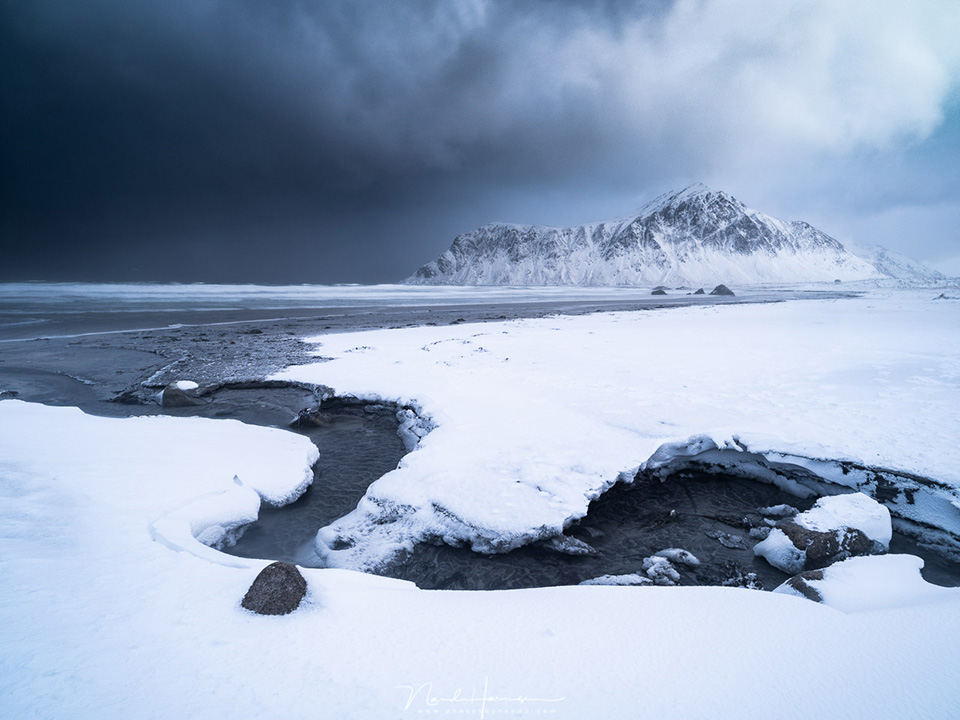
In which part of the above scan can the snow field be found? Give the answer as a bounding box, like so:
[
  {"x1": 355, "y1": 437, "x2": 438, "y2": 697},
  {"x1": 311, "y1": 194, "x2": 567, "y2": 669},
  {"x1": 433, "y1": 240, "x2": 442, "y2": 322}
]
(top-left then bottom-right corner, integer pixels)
[
  {"x1": 1, "y1": 398, "x2": 959, "y2": 718},
  {"x1": 274, "y1": 290, "x2": 960, "y2": 571}
]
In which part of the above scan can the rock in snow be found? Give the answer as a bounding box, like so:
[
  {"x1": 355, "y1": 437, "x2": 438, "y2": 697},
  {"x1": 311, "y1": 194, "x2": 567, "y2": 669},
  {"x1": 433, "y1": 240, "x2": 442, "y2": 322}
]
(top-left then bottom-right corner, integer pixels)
[
  {"x1": 642, "y1": 555, "x2": 681, "y2": 585},
  {"x1": 709, "y1": 284, "x2": 735, "y2": 296},
  {"x1": 779, "y1": 569, "x2": 827, "y2": 602},
  {"x1": 775, "y1": 555, "x2": 960, "y2": 612},
  {"x1": 754, "y1": 493, "x2": 891, "y2": 574},
  {"x1": 241, "y1": 562, "x2": 308, "y2": 615},
  {"x1": 405, "y1": 184, "x2": 938, "y2": 286},
  {"x1": 654, "y1": 548, "x2": 701, "y2": 567}
]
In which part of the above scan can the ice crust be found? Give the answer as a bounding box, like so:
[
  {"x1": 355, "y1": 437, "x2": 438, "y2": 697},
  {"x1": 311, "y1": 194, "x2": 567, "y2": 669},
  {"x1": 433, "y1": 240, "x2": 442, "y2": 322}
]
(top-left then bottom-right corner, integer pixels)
[
  {"x1": 579, "y1": 573, "x2": 651, "y2": 586},
  {"x1": 272, "y1": 290, "x2": 960, "y2": 571}
]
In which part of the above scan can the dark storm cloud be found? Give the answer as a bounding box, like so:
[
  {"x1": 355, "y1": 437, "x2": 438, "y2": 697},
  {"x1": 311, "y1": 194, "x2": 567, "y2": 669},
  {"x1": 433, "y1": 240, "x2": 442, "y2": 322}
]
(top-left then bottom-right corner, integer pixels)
[{"x1": 2, "y1": 0, "x2": 959, "y2": 282}]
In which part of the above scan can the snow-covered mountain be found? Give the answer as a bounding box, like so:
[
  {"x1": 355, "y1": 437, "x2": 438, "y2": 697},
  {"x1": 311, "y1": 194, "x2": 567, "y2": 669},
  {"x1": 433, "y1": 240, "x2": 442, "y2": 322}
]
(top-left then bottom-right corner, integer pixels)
[
  {"x1": 405, "y1": 184, "x2": 938, "y2": 286},
  {"x1": 842, "y1": 242, "x2": 945, "y2": 284}
]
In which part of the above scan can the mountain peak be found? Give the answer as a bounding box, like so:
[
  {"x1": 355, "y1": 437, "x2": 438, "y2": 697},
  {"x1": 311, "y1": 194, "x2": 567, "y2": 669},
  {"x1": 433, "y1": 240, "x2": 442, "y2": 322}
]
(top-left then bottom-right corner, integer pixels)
[{"x1": 635, "y1": 183, "x2": 741, "y2": 218}]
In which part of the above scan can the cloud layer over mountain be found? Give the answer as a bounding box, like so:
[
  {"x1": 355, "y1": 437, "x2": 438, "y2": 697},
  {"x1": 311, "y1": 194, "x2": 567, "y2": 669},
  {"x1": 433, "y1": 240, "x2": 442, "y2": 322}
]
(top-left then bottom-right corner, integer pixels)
[{"x1": 3, "y1": 0, "x2": 959, "y2": 281}]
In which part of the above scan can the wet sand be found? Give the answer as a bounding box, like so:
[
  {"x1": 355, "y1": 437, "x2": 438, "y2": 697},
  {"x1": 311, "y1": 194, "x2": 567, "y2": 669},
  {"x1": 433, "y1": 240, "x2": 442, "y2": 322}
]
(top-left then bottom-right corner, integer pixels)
[{"x1": 0, "y1": 289, "x2": 854, "y2": 412}]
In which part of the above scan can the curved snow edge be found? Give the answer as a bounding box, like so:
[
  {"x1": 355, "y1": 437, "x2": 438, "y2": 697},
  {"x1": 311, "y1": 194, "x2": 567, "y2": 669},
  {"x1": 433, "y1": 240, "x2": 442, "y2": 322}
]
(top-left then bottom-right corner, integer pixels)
[
  {"x1": 315, "y1": 427, "x2": 960, "y2": 574},
  {"x1": 148, "y1": 450, "x2": 318, "y2": 567},
  {"x1": 641, "y1": 433, "x2": 960, "y2": 559}
]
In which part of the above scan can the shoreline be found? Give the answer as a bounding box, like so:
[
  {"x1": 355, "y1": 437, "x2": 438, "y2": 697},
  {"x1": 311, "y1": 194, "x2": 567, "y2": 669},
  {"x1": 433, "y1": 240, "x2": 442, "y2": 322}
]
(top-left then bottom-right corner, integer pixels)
[{"x1": 0, "y1": 290, "x2": 851, "y2": 412}]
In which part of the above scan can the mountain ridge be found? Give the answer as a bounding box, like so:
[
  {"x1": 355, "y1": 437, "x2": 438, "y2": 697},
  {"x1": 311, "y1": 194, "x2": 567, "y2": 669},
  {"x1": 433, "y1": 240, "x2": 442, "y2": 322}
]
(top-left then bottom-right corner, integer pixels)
[{"x1": 405, "y1": 185, "x2": 942, "y2": 286}]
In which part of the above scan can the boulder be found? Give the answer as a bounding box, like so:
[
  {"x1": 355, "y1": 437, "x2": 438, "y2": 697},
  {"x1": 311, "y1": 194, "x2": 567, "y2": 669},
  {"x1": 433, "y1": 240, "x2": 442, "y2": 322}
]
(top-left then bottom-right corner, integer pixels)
[
  {"x1": 754, "y1": 493, "x2": 891, "y2": 574},
  {"x1": 693, "y1": 288, "x2": 705, "y2": 295},
  {"x1": 651, "y1": 289, "x2": 668, "y2": 296},
  {"x1": 241, "y1": 561, "x2": 308, "y2": 615},
  {"x1": 159, "y1": 381, "x2": 203, "y2": 408},
  {"x1": 709, "y1": 284, "x2": 735, "y2": 296}
]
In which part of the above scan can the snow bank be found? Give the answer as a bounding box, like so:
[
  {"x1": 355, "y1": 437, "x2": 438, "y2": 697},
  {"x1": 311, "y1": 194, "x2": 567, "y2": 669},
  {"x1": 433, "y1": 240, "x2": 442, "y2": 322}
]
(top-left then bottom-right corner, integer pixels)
[
  {"x1": 3, "y1": 377, "x2": 960, "y2": 716},
  {"x1": 643, "y1": 433, "x2": 960, "y2": 556},
  {"x1": 0, "y1": 400, "x2": 318, "y2": 564},
  {"x1": 273, "y1": 290, "x2": 960, "y2": 571},
  {"x1": 775, "y1": 555, "x2": 960, "y2": 613}
]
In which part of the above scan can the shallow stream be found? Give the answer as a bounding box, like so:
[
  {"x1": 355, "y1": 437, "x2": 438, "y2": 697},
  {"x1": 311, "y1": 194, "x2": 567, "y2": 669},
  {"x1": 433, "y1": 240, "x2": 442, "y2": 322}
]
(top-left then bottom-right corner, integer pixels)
[{"x1": 210, "y1": 387, "x2": 960, "y2": 591}]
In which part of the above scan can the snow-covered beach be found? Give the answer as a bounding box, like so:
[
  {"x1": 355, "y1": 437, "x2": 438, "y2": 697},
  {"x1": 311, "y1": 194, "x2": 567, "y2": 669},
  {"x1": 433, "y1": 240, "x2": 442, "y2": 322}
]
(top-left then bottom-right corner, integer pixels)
[{"x1": 2, "y1": 283, "x2": 960, "y2": 718}]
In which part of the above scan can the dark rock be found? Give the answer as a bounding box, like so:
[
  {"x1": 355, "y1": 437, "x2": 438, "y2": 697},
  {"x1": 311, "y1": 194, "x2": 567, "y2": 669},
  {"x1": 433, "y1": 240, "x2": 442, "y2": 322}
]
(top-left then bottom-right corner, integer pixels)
[
  {"x1": 777, "y1": 521, "x2": 874, "y2": 569},
  {"x1": 706, "y1": 530, "x2": 749, "y2": 549},
  {"x1": 651, "y1": 289, "x2": 668, "y2": 296},
  {"x1": 693, "y1": 288, "x2": 705, "y2": 295},
  {"x1": 160, "y1": 383, "x2": 204, "y2": 408},
  {"x1": 709, "y1": 284, "x2": 735, "y2": 296},
  {"x1": 834, "y1": 279, "x2": 842, "y2": 284},
  {"x1": 241, "y1": 561, "x2": 308, "y2": 615},
  {"x1": 0, "y1": 390, "x2": 20, "y2": 399},
  {"x1": 781, "y1": 569, "x2": 825, "y2": 602}
]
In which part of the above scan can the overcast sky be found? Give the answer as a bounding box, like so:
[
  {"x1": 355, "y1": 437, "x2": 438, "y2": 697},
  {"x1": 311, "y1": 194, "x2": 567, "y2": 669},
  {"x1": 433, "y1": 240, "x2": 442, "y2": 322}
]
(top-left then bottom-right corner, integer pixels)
[{"x1": 3, "y1": 0, "x2": 960, "y2": 283}]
